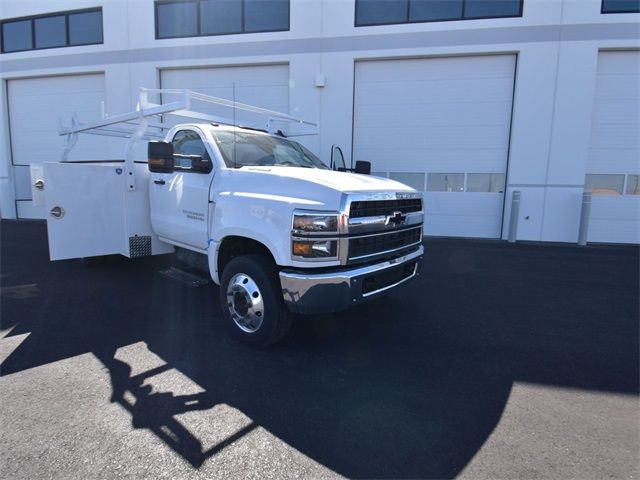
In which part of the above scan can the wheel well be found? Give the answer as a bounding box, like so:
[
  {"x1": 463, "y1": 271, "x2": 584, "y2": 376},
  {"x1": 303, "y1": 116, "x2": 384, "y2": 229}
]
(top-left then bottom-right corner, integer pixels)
[{"x1": 217, "y1": 236, "x2": 274, "y2": 275}]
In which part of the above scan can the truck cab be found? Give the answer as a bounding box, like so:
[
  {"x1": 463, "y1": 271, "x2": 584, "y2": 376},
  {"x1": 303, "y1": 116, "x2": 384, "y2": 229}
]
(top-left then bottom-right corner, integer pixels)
[
  {"x1": 36, "y1": 89, "x2": 424, "y2": 347},
  {"x1": 148, "y1": 123, "x2": 423, "y2": 345}
]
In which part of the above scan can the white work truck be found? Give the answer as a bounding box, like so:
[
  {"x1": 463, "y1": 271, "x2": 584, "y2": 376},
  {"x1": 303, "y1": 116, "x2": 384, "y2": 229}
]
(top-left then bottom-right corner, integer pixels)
[{"x1": 33, "y1": 89, "x2": 424, "y2": 346}]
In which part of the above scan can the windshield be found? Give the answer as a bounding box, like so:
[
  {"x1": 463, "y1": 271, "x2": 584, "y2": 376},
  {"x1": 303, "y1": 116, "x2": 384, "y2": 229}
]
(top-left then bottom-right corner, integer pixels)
[{"x1": 211, "y1": 130, "x2": 329, "y2": 169}]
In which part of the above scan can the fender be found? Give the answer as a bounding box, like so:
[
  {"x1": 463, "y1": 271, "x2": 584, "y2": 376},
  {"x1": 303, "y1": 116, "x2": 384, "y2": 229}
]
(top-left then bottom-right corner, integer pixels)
[
  {"x1": 207, "y1": 228, "x2": 282, "y2": 285},
  {"x1": 207, "y1": 191, "x2": 292, "y2": 284}
]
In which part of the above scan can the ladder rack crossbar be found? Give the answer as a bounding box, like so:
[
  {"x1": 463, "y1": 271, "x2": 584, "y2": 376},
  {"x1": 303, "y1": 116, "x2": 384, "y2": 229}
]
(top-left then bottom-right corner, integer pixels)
[
  {"x1": 59, "y1": 100, "x2": 186, "y2": 136},
  {"x1": 146, "y1": 88, "x2": 317, "y2": 126}
]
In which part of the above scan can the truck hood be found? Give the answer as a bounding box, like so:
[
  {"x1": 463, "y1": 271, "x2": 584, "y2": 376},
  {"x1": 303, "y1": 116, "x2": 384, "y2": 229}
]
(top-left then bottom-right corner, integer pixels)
[
  {"x1": 214, "y1": 166, "x2": 419, "y2": 212},
  {"x1": 237, "y1": 166, "x2": 414, "y2": 193}
]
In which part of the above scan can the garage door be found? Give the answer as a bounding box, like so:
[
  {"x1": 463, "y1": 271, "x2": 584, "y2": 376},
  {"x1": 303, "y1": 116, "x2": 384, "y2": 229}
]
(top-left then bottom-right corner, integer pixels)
[
  {"x1": 8, "y1": 74, "x2": 107, "y2": 219},
  {"x1": 353, "y1": 55, "x2": 516, "y2": 238},
  {"x1": 586, "y1": 51, "x2": 639, "y2": 244},
  {"x1": 160, "y1": 64, "x2": 289, "y2": 132}
]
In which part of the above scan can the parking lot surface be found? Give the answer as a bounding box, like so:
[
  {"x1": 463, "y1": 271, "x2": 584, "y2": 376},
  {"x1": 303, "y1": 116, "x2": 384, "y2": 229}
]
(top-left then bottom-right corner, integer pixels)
[{"x1": 1, "y1": 220, "x2": 638, "y2": 479}]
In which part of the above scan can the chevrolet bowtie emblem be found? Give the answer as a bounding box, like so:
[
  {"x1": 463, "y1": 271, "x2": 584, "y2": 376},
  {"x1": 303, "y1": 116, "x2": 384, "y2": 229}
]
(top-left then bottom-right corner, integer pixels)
[{"x1": 386, "y1": 211, "x2": 406, "y2": 226}]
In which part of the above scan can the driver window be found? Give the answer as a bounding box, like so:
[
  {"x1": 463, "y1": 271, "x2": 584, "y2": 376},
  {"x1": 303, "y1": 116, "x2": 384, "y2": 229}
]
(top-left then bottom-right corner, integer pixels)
[{"x1": 172, "y1": 130, "x2": 212, "y2": 172}]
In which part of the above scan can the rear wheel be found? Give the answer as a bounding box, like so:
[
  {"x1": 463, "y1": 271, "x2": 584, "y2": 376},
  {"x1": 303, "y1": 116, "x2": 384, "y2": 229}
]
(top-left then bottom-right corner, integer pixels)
[{"x1": 219, "y1": 254, "x2": 292, "y2": 347}]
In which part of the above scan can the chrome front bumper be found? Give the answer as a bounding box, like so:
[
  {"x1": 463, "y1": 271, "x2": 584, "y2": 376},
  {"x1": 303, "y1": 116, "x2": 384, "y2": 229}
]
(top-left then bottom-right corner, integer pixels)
[{"x1": 279, "y1": 246, "x2": 424, "y2": 314}]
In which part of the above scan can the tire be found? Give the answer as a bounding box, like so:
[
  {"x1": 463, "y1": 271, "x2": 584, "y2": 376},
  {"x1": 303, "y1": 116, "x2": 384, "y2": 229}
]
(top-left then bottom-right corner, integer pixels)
[{"x1": 219, "y1": 254, "x2": 292, "y2": 348}]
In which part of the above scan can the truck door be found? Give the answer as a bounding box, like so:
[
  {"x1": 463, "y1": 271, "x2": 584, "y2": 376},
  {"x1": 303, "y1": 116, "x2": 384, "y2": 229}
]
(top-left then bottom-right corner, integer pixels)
[{"x1": 149, "y1": 128, "x2": 213, "y2": 250}]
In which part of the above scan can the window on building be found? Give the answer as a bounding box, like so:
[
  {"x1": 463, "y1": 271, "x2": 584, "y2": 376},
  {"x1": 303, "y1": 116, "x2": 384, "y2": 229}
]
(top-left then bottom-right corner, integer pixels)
[
  {"x1": 157, "y1": 1, "x2": 199, "y2": 38},
  {"x1": 355, "y1": 0, "x2": 523, "y2": 26},
  {"x1": 427, "y1": 173, "x2": 465, "y2": 192},
  {"x1": 1, "y1": 8, "x2": 103, "y2": 54},
  {"x1": 626, "y1": 175, "x2": 640, "y2": 195},
  {"x1": 390, "y1": 172, "x2": 426, "y2": 191},
  {"x1": 200, "y1": 0, "x2": 242, "y2": 35},
  {"x1": 466, "y1": 173, "x2": 505, "y2": 192},
  {"x1": 244, "y1": 0, "x2": 289, "y2": 32},
  {"x1": 585, "y1": 174, "x2": 625, "y2": 195},
  {"x1": 423, "y1": 172, "x2": 506, "y2": 192},
  {"x1": 602, "y1": 0, "x2": 640, "y2": 13},
  {"x1": 69, "y1": 10, "x2": 104, "y2": 45},
  {"x1": 34, "y1": 16, "x2": 66, "y2": 49},
  {"x1": 155, "y1": 0, "x2": 290, "y2": 39},
  {"x1": 1, "y1": 20, "x2": 32, "y2": 53}
]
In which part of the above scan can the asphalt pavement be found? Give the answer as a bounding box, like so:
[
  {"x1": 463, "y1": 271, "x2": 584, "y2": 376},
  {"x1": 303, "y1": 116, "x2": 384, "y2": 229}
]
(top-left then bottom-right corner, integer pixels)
[{"x1": 1, "y1": 220, "x2": 638, "y2": 479}]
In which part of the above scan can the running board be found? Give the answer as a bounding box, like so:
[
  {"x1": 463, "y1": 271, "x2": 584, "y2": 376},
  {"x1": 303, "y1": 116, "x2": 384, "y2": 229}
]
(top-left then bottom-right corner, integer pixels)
[{"x1": 159, "y1": 267, "x2": 212, "y2": 288}]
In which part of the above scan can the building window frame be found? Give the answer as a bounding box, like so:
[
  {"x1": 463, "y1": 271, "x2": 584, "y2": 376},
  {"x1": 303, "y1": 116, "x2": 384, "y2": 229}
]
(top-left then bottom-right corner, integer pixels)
[
  {"x1": 1, "y1": 7, "x2": 103, "y2": 54},
  {"x1": 154, "y1": 0, "x2": 290, "y2": 40},
  {"x1": 601, "y1": 0, "x2": 640, "y2": 14},
  {"x1": 354, "y1": 0, "x2": 524, "y2": 28}
]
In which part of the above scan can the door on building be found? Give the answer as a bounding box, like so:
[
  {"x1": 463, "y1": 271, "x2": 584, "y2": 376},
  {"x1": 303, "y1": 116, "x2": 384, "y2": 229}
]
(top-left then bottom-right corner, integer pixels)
[
  {"x1": 7, "y1": 73, "x2": 107, "y2": 219},
  {"x1": 585, "y1": 51, "x2": 639, "y2": 244},
  {"x1": 353, "y1": 55, "x2": 516, "y2": 238}
]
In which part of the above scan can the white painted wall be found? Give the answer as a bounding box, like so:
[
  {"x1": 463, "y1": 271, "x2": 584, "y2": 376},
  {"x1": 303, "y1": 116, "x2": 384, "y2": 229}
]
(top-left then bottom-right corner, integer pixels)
[{"x1": 0, "y1": 0, "x2": 638, "y2": 243}]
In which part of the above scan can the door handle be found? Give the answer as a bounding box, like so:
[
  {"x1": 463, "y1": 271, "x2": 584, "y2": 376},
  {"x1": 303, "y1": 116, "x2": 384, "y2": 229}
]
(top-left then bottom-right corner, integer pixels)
[{"x1": 154, "y1": 179, "x2": 166, "y2": 185}]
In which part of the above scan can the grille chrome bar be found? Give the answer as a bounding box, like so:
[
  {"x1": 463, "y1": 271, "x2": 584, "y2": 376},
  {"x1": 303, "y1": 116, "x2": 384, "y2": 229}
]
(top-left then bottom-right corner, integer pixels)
[
  {"x1": 347, "y1": 225, "x2": 423, "y2": 261},
  {"x1": 347, "y1": 210, "x2": 423, "y2": 235},
  {"x1": 349, "y1": 239, "x2": 423, "y2": 262}
]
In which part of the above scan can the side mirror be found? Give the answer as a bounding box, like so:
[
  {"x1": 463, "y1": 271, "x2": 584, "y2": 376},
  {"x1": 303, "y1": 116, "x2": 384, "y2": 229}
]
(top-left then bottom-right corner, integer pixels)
[
  {"x1": 191, "y1": 155, "x2": 212, "y2": 174},
  {"x1": 354, "y1": 160, "x2": 371, "y2": 175},
  {"x1": 330, "y1": 145, "x2": 346, "y2": 172},
  {"x1": 148, "y1": 141, "x2": 174, "y2": 173}
]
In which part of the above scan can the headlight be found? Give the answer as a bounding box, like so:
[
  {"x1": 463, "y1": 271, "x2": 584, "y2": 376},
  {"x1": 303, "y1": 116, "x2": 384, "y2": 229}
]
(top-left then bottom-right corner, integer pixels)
[
  {"x1": 292, "y1": 239, "x2": 338, "y2": 258},
  {"x1": 291, "y1": 211, "x2": 340, "y2": 260},
  {"x1": 292, "y1": 212, "x2": 339, "y2": 233}
]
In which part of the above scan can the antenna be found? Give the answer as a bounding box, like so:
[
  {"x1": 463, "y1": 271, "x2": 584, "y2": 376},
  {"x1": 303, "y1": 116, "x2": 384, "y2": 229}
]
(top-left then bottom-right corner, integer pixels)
[{"x1": 233, "y1": 82, "x2": 237, "y2": 169}]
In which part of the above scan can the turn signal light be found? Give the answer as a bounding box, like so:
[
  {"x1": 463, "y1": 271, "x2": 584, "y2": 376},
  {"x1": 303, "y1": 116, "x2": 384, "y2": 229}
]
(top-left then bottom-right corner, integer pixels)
[
  {"x1": 293, "y1": 241, "x2": 313, "y2": 256},
  {"x1": 292, "y1": 240, "x2": 337, "y2": 259}
]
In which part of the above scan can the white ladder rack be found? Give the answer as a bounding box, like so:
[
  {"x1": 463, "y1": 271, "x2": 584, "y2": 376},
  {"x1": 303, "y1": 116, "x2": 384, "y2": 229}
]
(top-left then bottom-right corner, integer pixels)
[{"x1": 58, "y1": 88, "x2": 318, "y2": 192}]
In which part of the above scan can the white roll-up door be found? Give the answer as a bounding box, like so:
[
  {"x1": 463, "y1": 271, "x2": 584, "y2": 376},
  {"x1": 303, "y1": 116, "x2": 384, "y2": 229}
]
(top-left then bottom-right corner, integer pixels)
[
  {"x1": 160, "y1": 64, "x2": 289, "y2": 131},
  {"x1": 8, "y1": 73, "x2": 107, "y2": 219},
  {"x1": 353, "y1": 55, "x2": 516, "y2": 238},
  {"x1": 586, "y1": 51, "x2": 640, "y2": 244}
]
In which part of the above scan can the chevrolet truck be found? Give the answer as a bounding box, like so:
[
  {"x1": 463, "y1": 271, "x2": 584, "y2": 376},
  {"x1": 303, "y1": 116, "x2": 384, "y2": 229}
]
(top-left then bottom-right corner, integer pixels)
[{"x1": 32, "y1": 89, "x2": 424, "y2": 347}]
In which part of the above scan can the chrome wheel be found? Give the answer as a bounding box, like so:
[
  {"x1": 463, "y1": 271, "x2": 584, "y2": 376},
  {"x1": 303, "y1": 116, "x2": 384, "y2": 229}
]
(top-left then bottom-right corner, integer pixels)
[{"x1": 226, "y1": 273, "x2": 265, "y2": 333}]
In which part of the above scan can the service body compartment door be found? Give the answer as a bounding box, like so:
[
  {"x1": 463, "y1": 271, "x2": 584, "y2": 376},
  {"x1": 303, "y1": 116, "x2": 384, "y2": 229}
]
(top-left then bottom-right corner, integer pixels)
[{"x1": 44, "y1": 162, "x2": 127, "y2": 260}]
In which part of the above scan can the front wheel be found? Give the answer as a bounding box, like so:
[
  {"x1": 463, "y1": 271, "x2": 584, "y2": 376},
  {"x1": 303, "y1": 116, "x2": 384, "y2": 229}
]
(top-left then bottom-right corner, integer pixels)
[{"x1": 219, "y1": 254, "x2": 292, "y2": 347}]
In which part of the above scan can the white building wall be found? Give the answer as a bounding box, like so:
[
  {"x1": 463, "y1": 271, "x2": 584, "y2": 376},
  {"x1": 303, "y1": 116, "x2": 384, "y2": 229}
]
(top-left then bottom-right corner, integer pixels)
[{"x1": 0, "y1": 0, "x2": 638, "y2": 242}]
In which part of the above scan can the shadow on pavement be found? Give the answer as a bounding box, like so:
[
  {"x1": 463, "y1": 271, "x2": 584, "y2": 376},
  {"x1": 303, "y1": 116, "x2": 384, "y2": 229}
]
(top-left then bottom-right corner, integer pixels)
[{"x1": 1, "y1": 220, "x2": 638, "y2": 478}]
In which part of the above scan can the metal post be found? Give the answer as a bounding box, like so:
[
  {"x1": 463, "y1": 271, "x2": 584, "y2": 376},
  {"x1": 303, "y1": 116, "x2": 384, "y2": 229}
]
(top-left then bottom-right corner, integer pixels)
[
  {"x1": 508, "y1": 190, "x2": 521, "y2": 243},
  {"x1": 578, "y1": 191, "x2": 592, "y2": 246}
]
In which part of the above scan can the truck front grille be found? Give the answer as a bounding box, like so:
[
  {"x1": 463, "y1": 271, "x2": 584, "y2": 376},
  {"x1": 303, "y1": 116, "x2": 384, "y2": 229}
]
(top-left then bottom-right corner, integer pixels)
[
  {"x1": 348, "y1": 226, "x2": 422, "y2": 261},
  {"x1": 349, "y1": 198, "x2": 422, "y2": 218}
]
